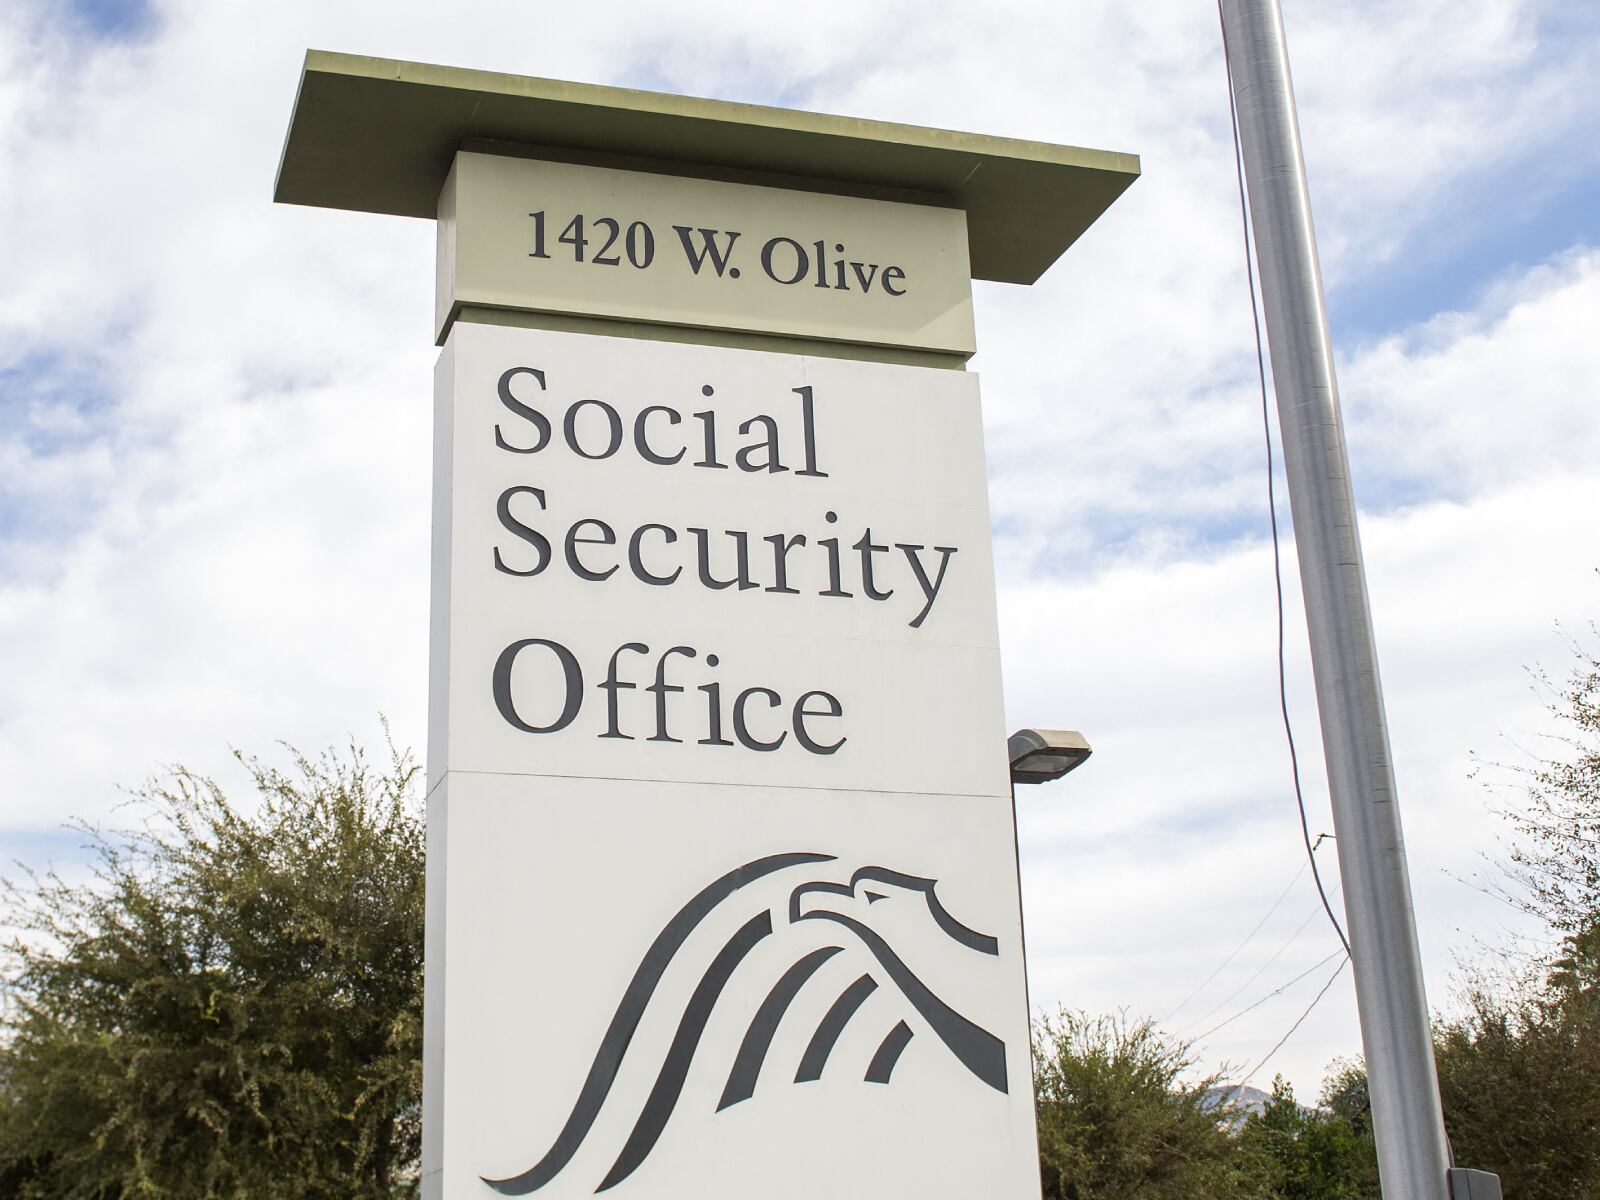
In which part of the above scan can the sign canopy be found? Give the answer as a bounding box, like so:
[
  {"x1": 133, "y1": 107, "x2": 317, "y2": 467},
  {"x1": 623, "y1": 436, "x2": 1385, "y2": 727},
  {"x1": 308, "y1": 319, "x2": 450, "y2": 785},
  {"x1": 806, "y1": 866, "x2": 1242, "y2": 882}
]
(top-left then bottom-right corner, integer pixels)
[{"x1": 274, "y1": 50, "x2": 1140, "y2": 286}]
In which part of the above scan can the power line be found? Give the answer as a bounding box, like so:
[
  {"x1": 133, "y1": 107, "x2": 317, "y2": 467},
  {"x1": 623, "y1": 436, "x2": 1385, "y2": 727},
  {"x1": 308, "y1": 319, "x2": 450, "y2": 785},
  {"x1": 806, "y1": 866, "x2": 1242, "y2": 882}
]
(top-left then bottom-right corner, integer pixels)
[
  {"x1": 1175, "y1": 899, "x2": 1325, "y2": 1035},
  {"x1": 1241, "y1": 954, "x2": 1351, "y2": 1086},
  {"x1": 1175, "y1": 870, "x2": 1341, "y2": 1036},
  {"x1": 1159, "y1": 860, "x2": 1307, "y2": 1025},
  {"x1": 1218, "y1": 1, "x2": 1351, "y2": 959},
  {"x1": 1190, "y1": 947, "x2": 1347, "y2": 1044}
]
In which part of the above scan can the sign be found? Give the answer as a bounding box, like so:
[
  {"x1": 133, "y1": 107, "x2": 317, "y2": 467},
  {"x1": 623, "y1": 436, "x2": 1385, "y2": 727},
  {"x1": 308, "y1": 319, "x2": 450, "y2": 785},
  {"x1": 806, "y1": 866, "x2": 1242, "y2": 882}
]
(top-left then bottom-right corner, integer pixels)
[
  {"x1": 424, "y1": 323, "x2": 1033, "y2": 1197},
  {"x1": 436, "y1": 153, "x2": 976, "y2": 355},
  {"x1": 427, "y1": 324, "x2": 1005, "y2": 796},
  {"x1": 273, "y1": 50, "x2": 1140, "y2": 1200}
]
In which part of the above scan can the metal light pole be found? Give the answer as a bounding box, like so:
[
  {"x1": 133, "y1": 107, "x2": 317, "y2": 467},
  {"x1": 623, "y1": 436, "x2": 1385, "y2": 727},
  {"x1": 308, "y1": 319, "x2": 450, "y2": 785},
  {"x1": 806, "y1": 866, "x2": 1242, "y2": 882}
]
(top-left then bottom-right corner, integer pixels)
[{"x1": 1216, "y1": 3, "x2": 1453, "y2": 1199}]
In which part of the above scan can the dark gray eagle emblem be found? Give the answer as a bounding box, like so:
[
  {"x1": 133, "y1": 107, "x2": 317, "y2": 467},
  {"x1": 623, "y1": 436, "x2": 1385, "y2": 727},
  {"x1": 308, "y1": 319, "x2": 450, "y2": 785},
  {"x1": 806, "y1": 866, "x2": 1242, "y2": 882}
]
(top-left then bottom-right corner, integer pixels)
[{"x1": 482, "y1": 852, "x2": 1008, "y2": 1194}]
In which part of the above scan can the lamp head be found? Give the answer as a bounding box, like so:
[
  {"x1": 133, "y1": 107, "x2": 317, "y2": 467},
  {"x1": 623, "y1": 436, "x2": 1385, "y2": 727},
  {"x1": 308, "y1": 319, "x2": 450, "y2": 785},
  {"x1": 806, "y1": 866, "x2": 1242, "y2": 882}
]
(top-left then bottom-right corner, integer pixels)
[{"x1": 1007, "y1": 728, "x2": 1092, "y2": 785}]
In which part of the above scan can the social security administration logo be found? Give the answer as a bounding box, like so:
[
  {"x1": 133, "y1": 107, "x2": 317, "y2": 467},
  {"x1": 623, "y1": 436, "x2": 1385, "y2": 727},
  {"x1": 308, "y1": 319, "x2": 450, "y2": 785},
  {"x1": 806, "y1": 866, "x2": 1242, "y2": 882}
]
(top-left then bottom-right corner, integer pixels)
[{"x1": 482, "y1": 852, "x2": 1009, "y2": 1195}]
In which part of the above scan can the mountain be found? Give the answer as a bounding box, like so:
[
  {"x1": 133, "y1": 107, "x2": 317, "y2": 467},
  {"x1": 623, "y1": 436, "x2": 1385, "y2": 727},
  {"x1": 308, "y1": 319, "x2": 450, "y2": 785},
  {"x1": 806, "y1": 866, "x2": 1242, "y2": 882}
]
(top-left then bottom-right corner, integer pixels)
[{"x1": 1203, "y1": 1084, "x2": 1274, "y2": 1130}]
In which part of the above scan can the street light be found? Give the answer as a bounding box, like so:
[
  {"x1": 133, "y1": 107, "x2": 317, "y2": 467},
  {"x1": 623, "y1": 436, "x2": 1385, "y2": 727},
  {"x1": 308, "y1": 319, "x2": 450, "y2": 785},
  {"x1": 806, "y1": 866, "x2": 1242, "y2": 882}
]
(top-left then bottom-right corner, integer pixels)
[{"x1": 1007, "y1": 728, "x2": 1091, "y2": 785}]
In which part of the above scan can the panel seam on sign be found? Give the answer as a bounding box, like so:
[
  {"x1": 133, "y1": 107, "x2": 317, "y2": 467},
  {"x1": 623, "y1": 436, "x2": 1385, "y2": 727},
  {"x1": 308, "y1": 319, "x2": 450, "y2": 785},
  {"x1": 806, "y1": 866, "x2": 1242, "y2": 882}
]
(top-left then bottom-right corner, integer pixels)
[
  {"x1": 428, "y1": 767, "x2": 1013, "y2": 802},
  {"x1": 444, "y1": 308, "x2": 973, "y2": 369}
]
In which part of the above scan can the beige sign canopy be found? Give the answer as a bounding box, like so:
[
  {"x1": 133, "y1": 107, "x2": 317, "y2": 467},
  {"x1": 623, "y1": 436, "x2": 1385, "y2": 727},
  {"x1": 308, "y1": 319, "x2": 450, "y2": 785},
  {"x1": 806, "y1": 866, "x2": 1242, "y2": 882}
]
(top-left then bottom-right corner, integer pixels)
[{"x1": 273, "y1": 50, "x2": 1139, "y2": 287}]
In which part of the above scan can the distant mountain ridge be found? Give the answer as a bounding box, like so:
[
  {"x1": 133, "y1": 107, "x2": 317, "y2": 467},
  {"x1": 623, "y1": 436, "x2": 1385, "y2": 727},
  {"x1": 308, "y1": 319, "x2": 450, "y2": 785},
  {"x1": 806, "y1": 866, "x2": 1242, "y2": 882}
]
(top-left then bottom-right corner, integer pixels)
[{"x1": 1203, "y1": 1084, "x2": 1274, "y2": 1130}]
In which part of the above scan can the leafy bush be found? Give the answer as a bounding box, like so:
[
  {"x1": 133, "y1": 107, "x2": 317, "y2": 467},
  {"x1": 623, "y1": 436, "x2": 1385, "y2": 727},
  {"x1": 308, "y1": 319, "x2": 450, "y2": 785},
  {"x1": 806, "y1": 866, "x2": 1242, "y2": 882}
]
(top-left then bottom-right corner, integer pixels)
[{"x1": 0, "y1": 742, "x2": 425, "y2": 1199}]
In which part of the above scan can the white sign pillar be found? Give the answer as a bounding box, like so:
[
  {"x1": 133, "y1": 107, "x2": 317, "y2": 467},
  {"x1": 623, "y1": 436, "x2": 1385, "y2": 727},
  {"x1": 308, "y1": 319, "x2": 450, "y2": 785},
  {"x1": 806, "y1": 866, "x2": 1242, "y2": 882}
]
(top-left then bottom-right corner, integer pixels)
[{"x1": 274, "y1": 53, "x2": 1139, "y2": 1200}]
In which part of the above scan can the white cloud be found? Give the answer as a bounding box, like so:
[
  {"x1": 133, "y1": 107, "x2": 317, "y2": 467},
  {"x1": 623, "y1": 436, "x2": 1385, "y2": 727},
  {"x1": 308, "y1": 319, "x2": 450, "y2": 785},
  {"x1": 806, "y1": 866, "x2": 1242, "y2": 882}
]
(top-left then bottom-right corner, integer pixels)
[
  {"x1": 1, "y1": 0, "x2": 1596, "y2": 1100},
  {"x1": 1285, "y1": 0, "x2": 1600, "y2": 276},
  {"x1": 1342, "y1": 247, "x2": 1600, "y2": 500},
  {"x1": 1007, "y1": 472, "x2": 1596, "y2": 1090}
]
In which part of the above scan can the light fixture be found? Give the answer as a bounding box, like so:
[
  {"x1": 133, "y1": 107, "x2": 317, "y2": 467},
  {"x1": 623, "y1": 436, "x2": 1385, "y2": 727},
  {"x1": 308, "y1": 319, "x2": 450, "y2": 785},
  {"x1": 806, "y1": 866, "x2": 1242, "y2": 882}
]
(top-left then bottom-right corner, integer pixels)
[{"x1": 1007, "y1": 728, "x2": 1091, "y2": 785}]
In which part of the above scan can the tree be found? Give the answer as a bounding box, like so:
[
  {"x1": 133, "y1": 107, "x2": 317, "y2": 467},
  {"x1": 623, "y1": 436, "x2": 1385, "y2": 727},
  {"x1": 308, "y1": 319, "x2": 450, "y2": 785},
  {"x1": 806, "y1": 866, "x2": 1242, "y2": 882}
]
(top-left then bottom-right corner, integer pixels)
[
  {"x1": 1438, "y1": 624, "x2": 1600, "y2": 1196},
  {"x1": 1431, "y1": 979, "x2": 1600, "y2": 1200},
  {"x1": 1492, "y1": 628, "x2": 1600, "y2": 986},
  {"x1": 1235, "y1": 1073, "x2": 1378, "y2": 1200},
  {"x1": 1308, "y1": 633, "x2": 1600, "y2": 1200},
  {"x1": 0, "y1": 741, "x2": 425, "y2": 1199},
  {"x1": 1032, "y1": 1010, "x2": 1260, "y2": 1199},
  {"x1": 1319, "y1": 995, "x2": 1600, "y2": 1200},
  {"x1": 1316, "y1": 1059, "x2": 1372, "y2": 1137}
]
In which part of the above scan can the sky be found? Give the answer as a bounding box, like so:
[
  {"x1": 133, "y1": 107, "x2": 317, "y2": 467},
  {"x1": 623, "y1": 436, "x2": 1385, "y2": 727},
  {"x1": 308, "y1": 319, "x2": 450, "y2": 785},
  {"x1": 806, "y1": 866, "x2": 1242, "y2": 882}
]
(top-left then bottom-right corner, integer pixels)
[{"x1": 2, "y1": 0, "x2": 1598, "y2": 1104}]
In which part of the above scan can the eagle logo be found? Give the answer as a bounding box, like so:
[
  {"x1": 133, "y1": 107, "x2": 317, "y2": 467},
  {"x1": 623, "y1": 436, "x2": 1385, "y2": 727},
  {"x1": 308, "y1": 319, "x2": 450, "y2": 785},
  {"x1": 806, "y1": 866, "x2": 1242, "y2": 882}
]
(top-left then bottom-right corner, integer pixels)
[{"x1": 482, "y1": 852, "x2": 1009, "y2": 1195}]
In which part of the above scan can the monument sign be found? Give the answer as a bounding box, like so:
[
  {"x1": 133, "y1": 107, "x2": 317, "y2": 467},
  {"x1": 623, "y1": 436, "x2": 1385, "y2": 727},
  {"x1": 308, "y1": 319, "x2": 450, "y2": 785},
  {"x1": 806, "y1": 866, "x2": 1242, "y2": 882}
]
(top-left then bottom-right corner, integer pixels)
[{"x1": 275, "y1": 52, "x2": 1137, "y2": 1199}]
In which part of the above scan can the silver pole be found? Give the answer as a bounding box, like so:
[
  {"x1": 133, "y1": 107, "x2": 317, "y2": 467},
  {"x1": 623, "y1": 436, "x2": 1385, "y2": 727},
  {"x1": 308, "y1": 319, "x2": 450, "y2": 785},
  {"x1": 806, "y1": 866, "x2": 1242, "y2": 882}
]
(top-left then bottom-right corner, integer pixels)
[{"x1": 1216, "y1": 3, "x2": 1451, "y2": 1198}]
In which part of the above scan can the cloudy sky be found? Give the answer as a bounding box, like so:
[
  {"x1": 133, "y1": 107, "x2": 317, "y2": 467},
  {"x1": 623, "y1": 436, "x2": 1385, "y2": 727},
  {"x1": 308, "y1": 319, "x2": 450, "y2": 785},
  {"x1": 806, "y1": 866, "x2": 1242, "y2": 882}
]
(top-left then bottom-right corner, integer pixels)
[{"x1": 3, "y1": 0, "x2": 1597, "y2": 1101}]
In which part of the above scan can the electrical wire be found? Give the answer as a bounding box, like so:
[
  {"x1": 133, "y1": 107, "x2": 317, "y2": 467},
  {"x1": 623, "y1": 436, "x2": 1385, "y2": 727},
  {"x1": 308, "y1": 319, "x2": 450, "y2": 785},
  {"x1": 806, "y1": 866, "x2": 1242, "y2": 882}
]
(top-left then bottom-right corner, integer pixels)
[
  {"x1": 1189, "y1": 947, "x2": 1347, "y2": 1044},
  {"x1": 1172, "y1": 861, "x2": 1339, "y2": 1034},
  {"x1": 1175, "y1": 894, "x2": 1330, "y2": 1036},
  {"x1": 1241, "y1": 953, "x2": 1351, "y2": 1085},
  {"x1": 1218, "y1": 1, "x2": 1351, "y2": 959},
  {"x1": 1158, "y1": 859, "x2": 1308, "y2": 1025}
]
